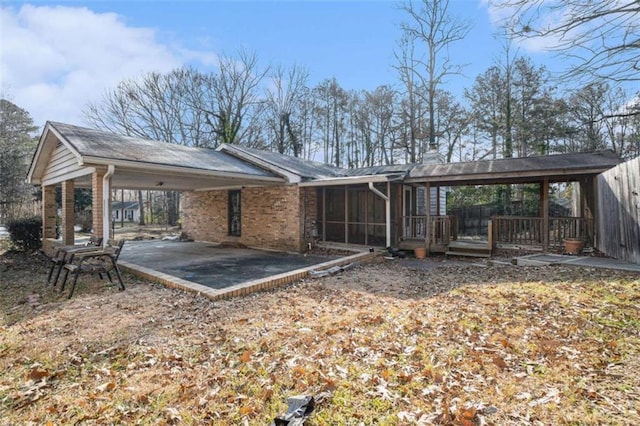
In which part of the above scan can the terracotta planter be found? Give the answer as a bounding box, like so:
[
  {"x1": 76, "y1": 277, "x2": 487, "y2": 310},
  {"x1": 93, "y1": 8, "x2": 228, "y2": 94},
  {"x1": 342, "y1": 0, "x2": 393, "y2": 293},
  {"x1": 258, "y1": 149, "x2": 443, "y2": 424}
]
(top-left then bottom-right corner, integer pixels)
[
  {"x1": 564, "y1": 238, "x2": 584, "y2": 255},
  {"x1": 414, "y1": 247, "x2": 427, "y2": 259}
]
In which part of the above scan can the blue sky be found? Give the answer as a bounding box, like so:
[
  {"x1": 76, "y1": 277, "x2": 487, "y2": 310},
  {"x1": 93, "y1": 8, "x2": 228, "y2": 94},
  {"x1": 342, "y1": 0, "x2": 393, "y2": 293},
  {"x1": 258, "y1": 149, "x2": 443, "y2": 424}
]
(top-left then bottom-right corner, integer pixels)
[{"x1": 1, "y1": 0, "x2": 557, "y2": 128}]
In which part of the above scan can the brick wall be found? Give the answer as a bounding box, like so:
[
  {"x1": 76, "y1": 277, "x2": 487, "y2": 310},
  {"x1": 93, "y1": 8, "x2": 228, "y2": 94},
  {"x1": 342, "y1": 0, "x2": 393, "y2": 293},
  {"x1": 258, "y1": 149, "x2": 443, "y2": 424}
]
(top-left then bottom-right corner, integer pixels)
[
  {"x1": 182, "y1": 185, "x2": 318, "y2": 253},
  {"x1": 92, "y1": 169, "x2": 105, "y2": 240},
  {"x1": 42, "y1": 185, "x2": 57, "y2": 256},
  {"x1": 61, "y1": 180, "x2": 75, "y2": 245},
  {"x1": 300, "y1": 187, "x2": 318, "y2": 245}
]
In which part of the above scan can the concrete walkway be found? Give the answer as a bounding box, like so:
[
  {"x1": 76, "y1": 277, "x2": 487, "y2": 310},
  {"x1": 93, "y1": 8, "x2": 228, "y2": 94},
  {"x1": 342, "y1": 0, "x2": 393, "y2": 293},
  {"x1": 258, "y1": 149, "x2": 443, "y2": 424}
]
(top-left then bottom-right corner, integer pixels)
[{"x1": 514, "y1": 253, "x2": 640, "y2": 272}]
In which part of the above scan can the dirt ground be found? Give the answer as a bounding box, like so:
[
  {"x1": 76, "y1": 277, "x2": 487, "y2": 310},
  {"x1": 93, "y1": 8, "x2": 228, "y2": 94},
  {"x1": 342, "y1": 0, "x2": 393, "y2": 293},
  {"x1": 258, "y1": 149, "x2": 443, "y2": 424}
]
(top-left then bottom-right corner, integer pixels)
[{"x1": 1, "y1": 247, "x2": 639, "y2": 425}]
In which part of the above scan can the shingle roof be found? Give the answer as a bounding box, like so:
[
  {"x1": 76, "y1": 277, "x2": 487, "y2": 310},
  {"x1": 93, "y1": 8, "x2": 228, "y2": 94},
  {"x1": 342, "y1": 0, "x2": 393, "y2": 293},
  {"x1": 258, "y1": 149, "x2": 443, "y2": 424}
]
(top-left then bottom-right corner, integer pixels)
[
  {"x1": 220, "y1": 144, "x2": 347, "y2": 180},
  {"x1": 48, "y1": 122, "x2": 277, "y2": 178},
  {"x1": 345, "y1": 164, "x2": 415, "y2": 177},
  {"x1": 112, "y1": 201, "x2": 139, "y2": 210},
  {"x1": 41, "y1": 122, "x2": 621, "y2": 187},
  {"x1": 407, "y1": 150, "x2": 621, "y2": 184}
]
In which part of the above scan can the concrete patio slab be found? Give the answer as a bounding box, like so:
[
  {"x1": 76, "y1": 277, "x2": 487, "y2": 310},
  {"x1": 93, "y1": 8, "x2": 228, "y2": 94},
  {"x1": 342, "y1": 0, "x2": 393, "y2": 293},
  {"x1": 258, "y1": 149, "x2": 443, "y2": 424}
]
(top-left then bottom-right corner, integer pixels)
[
  {"x1": 118, "y1": 240, "x2": 378, "y2": 299},
  {"x1": 515, "y1": 253, "x2": 640, "y2": 272}
]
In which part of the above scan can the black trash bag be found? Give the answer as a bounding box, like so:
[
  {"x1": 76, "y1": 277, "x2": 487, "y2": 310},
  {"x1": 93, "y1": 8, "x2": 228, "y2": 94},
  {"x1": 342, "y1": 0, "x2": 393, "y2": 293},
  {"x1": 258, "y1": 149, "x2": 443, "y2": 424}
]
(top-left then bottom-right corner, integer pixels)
[
  {"x1": 386, "y1": 246, "x2": 407, "y2": 258},
  {"x1": 272, "y1": 395, "x2": 315, "y2": 426}
]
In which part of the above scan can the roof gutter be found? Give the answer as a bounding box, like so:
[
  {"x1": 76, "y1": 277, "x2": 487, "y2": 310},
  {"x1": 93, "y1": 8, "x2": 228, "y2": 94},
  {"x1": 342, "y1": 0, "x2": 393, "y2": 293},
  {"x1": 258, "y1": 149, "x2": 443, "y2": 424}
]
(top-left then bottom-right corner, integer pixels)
[
  {"x1": 81, "y1": 156, "x2": 285, "y2": 183},
  {"x1": 298, "y1": 173, "x2": 403, "y2": 187},
  {"x1": 368, "y1": 181, "x2": 391, "y2": 248}
]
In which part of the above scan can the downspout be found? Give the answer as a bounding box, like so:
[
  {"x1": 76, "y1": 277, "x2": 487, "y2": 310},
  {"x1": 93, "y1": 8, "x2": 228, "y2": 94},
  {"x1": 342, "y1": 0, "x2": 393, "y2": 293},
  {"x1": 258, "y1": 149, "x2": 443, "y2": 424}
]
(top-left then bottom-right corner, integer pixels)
[
  {"x1": 368, "y1": 181, "x2": 391, "y2": 248},
  {"x1": 103, "y1": 165, "x2": 115, "y2": 247}
]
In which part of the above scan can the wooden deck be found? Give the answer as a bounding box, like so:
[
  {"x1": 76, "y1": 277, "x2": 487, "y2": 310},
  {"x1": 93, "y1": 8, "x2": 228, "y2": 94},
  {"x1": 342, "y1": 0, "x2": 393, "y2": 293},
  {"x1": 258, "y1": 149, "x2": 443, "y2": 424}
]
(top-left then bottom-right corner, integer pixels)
[
  {"x1": 398, "y1": 238, "x2": 491, "y2": 258},
  {"x1": 398, "y1": 238, "x2": 447, "y2": 253},
  {"x1": 446, "y1": 239, "x2": 491, "y2": 258}
]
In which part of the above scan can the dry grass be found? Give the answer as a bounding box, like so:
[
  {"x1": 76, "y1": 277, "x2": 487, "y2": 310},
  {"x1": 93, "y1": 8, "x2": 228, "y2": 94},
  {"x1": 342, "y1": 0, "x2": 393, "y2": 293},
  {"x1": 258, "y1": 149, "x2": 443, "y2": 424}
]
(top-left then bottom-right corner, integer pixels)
[{"x1": 1, "y1": 249, "x2": 639, "y2": 425}]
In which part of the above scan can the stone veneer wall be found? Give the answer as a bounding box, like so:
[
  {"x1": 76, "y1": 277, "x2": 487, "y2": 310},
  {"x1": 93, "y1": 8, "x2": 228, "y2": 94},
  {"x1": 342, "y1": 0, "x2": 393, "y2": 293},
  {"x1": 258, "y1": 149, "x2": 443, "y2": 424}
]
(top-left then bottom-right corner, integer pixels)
[{"x1": 182, "y1": 185, "x2": 318, "y2": 253}]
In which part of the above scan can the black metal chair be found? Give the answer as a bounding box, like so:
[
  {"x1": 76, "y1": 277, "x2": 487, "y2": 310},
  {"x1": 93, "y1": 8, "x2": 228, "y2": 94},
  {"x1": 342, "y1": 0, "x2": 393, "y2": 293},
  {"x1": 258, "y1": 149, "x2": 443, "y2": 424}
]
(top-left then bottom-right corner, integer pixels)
[{"x1": 60, "y1": 239, "x2": 125, "y2": 299}]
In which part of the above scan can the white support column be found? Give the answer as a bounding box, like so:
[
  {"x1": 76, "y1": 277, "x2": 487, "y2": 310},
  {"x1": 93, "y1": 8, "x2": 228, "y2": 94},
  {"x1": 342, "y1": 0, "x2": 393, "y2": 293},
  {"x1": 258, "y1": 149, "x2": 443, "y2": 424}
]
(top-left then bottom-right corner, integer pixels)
[
  {"x1": 386, "y1": 182, "x2": 391, "y2": 247},
  {"x1": 368, "y1": 181, "x2": 391, "y2": 248}
]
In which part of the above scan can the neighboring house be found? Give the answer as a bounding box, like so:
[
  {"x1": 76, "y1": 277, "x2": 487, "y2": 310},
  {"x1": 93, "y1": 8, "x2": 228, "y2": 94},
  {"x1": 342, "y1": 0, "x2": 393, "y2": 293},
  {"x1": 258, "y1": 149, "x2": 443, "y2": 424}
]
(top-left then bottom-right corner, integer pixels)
[
  {"x1": 112, "y1": 201, "x2": 140, "y2": 223},
  {"x1": 28, "y1": 122, "x2": 636, "y2": 264}
]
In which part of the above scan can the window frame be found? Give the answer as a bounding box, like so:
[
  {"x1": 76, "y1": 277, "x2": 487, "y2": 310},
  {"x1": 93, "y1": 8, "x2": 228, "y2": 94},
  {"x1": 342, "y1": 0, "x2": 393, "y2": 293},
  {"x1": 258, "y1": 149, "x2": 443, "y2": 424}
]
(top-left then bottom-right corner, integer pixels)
[{"x1": 228, "y1": 190, "x2": 241, "y2": 237}]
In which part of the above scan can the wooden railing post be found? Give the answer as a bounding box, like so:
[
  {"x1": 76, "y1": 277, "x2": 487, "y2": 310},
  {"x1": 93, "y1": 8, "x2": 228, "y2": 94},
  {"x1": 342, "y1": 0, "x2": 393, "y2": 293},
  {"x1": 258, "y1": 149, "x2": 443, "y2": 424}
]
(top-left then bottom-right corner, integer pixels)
[{"x1": 541, "y1": 178, "x2": 549, "y2": 250}]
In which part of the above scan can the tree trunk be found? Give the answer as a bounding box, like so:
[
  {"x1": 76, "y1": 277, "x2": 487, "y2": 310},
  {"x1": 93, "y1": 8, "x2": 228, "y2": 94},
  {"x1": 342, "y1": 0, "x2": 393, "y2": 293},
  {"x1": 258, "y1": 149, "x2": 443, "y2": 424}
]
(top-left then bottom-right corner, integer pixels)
[{"x1": 138, "y1": 190, "x2": 145, "y2": 225}]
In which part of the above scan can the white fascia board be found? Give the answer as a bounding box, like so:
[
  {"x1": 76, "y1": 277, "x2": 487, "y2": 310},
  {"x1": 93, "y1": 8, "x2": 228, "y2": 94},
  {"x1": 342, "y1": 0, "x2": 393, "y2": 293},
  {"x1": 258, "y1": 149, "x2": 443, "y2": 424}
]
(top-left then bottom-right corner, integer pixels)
[
  {"x1": 81, "y1": 156, "x2": 285, "y2": 183},
  {"x1": 27, "y1": 122, "x2": 83, "y2": 183},
  {"x1": 41, "y1": 167, "x2": 96, "y2": 187},
  {"x1": 298, "y1": 174, "x2": 401, "y2": 187}
]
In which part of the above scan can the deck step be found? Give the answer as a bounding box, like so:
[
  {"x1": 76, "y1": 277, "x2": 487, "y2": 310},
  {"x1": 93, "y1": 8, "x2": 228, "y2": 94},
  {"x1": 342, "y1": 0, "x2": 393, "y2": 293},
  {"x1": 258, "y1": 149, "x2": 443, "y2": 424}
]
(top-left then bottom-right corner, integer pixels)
[
  {"x1": 445, "y1": 250, "x2": 491, "y2": 258},
  {"x1": 398, "y1": 239, "x2": 426, "y2": 250}
]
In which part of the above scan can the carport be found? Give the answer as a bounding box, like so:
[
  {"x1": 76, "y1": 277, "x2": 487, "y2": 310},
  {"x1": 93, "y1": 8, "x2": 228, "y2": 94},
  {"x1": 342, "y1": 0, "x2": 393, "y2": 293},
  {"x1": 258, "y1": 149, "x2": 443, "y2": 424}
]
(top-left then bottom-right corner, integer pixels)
[{"x1": 27, "y1": 121, "x2": 286, "y2": 255}]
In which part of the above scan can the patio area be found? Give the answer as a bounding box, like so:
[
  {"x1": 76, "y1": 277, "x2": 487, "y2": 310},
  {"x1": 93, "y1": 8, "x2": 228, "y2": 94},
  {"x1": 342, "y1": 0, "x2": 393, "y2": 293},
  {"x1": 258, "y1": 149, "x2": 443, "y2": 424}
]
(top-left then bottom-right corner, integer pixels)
[{"x1": 118, "y1": 240, "x2": 376, "y2": 299}]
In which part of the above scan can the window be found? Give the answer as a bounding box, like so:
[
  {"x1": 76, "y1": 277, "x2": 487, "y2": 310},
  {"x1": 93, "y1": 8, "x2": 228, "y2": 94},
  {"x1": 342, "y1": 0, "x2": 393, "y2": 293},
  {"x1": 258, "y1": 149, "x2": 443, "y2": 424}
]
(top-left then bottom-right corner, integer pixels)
[{"x1": 228, "y1": 190, "x2": 241, "y2": 236}]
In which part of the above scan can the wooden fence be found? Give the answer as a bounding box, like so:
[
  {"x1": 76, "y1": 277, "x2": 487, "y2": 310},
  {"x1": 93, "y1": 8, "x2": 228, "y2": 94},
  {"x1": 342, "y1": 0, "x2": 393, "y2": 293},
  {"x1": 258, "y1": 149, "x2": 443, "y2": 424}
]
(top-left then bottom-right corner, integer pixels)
[{"x1": 596, "y1": 156, "x2": 640, "y2": 264}]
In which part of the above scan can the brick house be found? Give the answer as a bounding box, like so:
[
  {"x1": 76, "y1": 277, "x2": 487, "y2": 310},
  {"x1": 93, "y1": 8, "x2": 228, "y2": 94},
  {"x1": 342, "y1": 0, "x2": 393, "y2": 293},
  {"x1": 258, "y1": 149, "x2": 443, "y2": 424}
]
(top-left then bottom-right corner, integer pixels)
[{"x1": 28, "y1": 122, "x2": 622, "y2": 257}]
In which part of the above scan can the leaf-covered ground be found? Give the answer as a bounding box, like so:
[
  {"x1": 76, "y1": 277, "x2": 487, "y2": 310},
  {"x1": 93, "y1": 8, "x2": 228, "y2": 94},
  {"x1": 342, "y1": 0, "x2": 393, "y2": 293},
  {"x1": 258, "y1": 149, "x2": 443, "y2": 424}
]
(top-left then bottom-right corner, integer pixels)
[{"x1": 1, "y1": 251, "x2": 639, "y2": 425}]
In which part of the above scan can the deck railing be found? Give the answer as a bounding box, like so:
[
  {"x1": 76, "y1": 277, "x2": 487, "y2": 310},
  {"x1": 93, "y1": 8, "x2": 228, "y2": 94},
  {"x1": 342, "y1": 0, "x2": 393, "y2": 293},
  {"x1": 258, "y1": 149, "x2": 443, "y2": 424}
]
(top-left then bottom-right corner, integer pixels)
[
  {"x1": 549, "y1": 217, "x2": 594, "y2": 247},
  {"x1": 400, "y1": 215, "x2": 457, "y2": 246},
  {"x1": 492, "y1": 216, "x2": 593, "y2": 248}
]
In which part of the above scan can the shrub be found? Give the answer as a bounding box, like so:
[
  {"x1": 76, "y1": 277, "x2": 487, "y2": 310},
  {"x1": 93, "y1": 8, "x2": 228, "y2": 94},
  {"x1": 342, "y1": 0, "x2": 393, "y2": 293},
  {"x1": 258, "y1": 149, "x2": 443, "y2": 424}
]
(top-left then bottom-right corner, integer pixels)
[
  {"x1": 76, "y1": 210, "x2": 93, "y2": 233},
  {"x1": 6, "y1": 216, "x2": 42, "y2": 252}
]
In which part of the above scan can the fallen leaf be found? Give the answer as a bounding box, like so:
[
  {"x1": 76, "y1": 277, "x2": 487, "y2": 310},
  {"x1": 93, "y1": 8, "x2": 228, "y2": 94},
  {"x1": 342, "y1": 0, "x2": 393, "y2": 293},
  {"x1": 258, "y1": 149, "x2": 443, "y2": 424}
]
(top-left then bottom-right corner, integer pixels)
[
  {"x1": 240, "y1": 349, "x2": 253, "y2": 363},
  {"x1": 96, "y1": 381, "x2": 116, "y2": 392},
  {"x1": 239, "y1": 404, "x2": 254, "y2": 416},
  {"x1": 28, "y1": 367, "x2": 49, "y2": 381}
]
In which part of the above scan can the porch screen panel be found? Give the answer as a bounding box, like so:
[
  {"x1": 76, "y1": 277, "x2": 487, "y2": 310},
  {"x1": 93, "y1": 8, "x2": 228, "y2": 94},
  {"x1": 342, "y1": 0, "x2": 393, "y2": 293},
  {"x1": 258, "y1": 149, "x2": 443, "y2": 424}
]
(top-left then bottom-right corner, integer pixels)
[
  {"x1": 366, "y1": 189, "x2": 386, "y2": 246},
  {"x1": 324, "y1": 187, "x2": 345, "y2": 242},
  {"x1": 325, "y1": 188, "x2": 345, "y2": 221},
  {"x1": 347, "y1": 187, "x2": 367, "y2": 244}
]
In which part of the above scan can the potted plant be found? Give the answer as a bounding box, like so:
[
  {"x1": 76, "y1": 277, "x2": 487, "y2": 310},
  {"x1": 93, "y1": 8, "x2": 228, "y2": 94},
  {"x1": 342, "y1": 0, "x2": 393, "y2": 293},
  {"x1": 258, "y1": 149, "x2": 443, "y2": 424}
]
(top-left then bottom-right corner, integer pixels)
[
  {"x1": 563, "y1": 237, "x2": 584, "y2": 255},
  {"x1": 414, "y1": 246, "x2": 427, "y2": 259}
]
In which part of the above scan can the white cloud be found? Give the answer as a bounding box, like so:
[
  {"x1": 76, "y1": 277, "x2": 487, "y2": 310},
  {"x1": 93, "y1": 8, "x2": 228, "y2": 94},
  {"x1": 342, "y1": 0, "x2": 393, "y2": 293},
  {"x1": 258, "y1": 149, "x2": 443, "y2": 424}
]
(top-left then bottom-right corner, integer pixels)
[
  {"x1": 0, "y1": 4, "x2": 213, "y2": 129},
  {"x1": 481, "y1": 0, "x2": 565, "y2": 53}
]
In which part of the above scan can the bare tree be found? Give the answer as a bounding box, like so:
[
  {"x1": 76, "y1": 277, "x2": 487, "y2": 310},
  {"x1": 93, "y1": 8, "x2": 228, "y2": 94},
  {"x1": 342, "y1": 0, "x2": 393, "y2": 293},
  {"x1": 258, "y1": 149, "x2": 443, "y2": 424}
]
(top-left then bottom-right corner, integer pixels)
[
  {"x1": 492, "y1": 0, "x2": 640, "y2": 84},
  {"x1": 400, "y1": 0, "x2": 471, "y2": 154},
  {"x1": 85, "y1": 68, "x2": 214, "y2": 147},
  {"x1": 566, "y1": 81, "x2": 609, "y2": 152},
  {"x1": 393, "y1": 34, "x2": 424, "y2": 163},
  {"x1": 195, "y1": 50, "x2": 269, "y2": 145},
  {"x1": 313, "y1": 78, "x2": 348, "y2": 167},
  {"x1": 264, "y1": 65, "x2": 309, "y2": 156},
  {"x1": 434, "y1": 90, "x2": 469, "y2": 162},
  {"x1": 464, "y1": 65, "x2": 506, "y2": 160},
  {"x1": 366, "y1": 86, "x2": 397, "y2": 166},
  {"x1": 603, "y1": 87, "x2": 638, "y2": 158}
]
